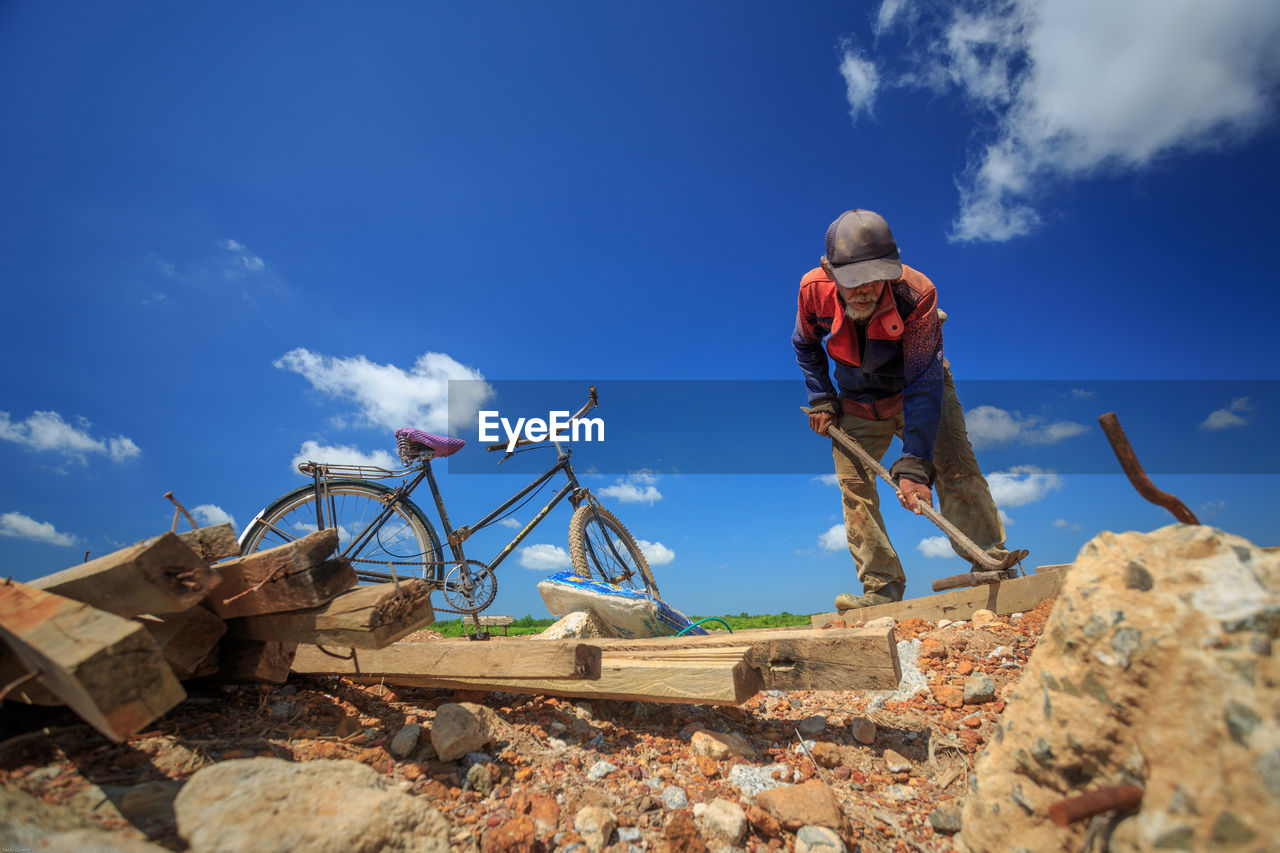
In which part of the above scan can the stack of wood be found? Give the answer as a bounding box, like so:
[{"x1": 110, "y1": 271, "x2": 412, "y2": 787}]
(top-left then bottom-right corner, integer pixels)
[{"x1": 0, "y1": 526, "x2": 436, "y2": 743}]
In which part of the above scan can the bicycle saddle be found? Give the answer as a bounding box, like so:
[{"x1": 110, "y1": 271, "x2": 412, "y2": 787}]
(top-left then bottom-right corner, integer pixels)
[{"x1": 395, "y1": 428, "x2": 465, "y2": 460}]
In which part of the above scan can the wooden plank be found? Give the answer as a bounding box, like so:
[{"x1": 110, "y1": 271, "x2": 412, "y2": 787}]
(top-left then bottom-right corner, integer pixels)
[
  {"x1": 226, "y1": 580, "x2": 434, "y2": 649},
  {"x1": 291, "y1": 638, "x2": 602, "y2": 680},
  {"x1": 809, "y1": 565, "x2": 1068, "y2": 628},
  {"x1": 585, "y1": 626, "x2": 900, "y2": 692},
  {"x1": 207, "y1": 529, "x2": 355, "y2": 618},
  {"x1": 219, "y1": 638, "x2": 297, "y2": 683},
  {"x1": 176, "y1": 523, "x2": 240, "y2": 563},
  {"x1": 30, "y1": 532, "x2": 220, "y2": 618},
  {"x1": 476, "y1": 615, "x2": 514, "y2": 626},
  {"x1": 350, "y1": 647, "x2": 761, "y2": 705},
  {"x1": 138, "y1": 606, "x2": 227, "y2": 679},
  {"x1": 0, "y1": 581, "x2": 185, "y2": 741}
]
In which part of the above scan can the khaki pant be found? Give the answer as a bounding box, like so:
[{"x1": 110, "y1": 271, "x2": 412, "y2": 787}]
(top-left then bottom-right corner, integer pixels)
[{"x1": 831, "y1": 367, "x2": 1009, "y2": 593}]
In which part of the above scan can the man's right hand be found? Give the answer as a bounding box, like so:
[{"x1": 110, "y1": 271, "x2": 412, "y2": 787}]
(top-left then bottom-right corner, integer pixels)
[{"x1": 809, "y1": 411, "x2": 835, "y2": 436}]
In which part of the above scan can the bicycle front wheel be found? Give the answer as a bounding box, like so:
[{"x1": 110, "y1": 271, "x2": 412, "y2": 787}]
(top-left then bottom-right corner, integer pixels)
[
  {"x1": 239, "y1": 479, "x2": 443, "y2": 584},
  {"x1": 568, "y1": 504, "x2": 659, "y2": 597}
]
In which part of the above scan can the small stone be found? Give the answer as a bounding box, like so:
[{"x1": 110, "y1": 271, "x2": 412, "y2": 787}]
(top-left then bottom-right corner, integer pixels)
[
  {"x1": 431, "y1": 702, "x2": 494, "y2": 761},
  {"x1": 851, "y1": 717, "x2": 876, "y2": 745},
  {"x1": 1210, "y1": 811, "x2": 1255, "y2": 845},
  {"x1": 617, "y1": 826, "x2": 642, "y2": 842},
  {"x1": 1254, "y1": 748, "x2": 1280, "y2": 798},
  {"x1": 575, "y1": 805, "x2": 617, "y2": 853},
  {"x1": 989, "y1": 645, "x2": 1013, "y2": 659},
  {"x1": 797, "y1": 715, "x2": 827, "y2": 736},
  {"x1": 971, "y1": 609, "x2": 997, "y2": 626},
  {"x1": 933, "y1": 685, "x2": 964, "y2": 709},
  {"x1": 745, "y1": 803, "x2": 781, "y2": 837},
  {"x1": 886, "y1": 784, "x2": 916, "y2": 802},
  {"x1": 936, "y1": 619, "x2": 954, "y2": 628},
  {"x1": 963, "y1": 674, "x2": 996, "y2": 704},
  {"x1": 919, "y1": 638, "x2": 948, "y2": 660},
  {"x1": 586, "y1": 760, "x2": 617, "y2": 780},
  {"x1": 662, "y1": 785, "x2": 688, "y2": 809},
  {"x1": 928, "y1": 807, "x2": 962, "y2": 834},
  {"x1": 1225, "y1": 702, "x2": 1261, "y2": 746},
  {"x1": 811, "y1": 742, "x2": 842, "y2": 768},
  {"x1": 388, "y1": 723, "x2": 422, "y2": 759},
  {"x1": 864, "y1": 616, "x2": 896, "y2": 630},
  {"x1": 700, "y1": 799, "x2": 747, "y2": 845},
  {"x1": 727, "y1": 763, "x2": 789, "y2": 800},
  {"x1": 796, "y1": 824, "x2": 847, "y2": 852},
  {"x1": 1124, "y1": 561, "x2": 1154, "y2": 591},
  {"x1": 882, "y1": 749, "x2": 911, "y2": 773},
  {"x1": 690, "y1": 730, "x2": 759, "y2": 761},
  {"x1": 756, "y1": 779, "x2": 855, "y2": 843},
  {"x1": 466, "y1": 762, "x2": 495, "y2": 796},
  {"x1": 663, "y1": 810, "x2": 707, "y2": 853}
]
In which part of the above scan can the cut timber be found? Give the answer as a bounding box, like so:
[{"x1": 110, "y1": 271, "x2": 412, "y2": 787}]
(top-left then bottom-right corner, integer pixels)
[
  {"x1": 220, "y1": 638, "x2": 297, "y2": 683},
  {"x1": 139, "y1": 606, "x2": 227, "y2": 679},
  {"x1": 0, "y1": 581, "x2": 185, "y2": 741},
  {"x1": 176, "y1": 523, "x2": 240, "y2": 563},
  {"x1": 0, "y1": 642, "x2": 63, "y2": 706},
  {"x1": 347, "y1": 646, "x2": 760, "y2": 705},
  {"x1": 292, "y1": 638, "x2": 601, "y2": 680},
  {"x1": 588, "y1": 626, "x2": 900, "y2": 692},
  {"x1": 208, "y1": 529, "x2": 354, "y2": 619},
  {"x1": 810, "y1": 565, "x2": 1068, "y2": 628},
  {"x1": 30, "y1": 532, "x2": 220, "y2": 617},
  {"x1": 226, "y1": 580, "x2": 434, "y2": 649}
]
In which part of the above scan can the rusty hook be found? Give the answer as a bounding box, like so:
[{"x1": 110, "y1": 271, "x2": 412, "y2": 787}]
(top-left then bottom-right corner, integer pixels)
[{"x1": 1098, "y1": 413, "x2": 1199, "y2": 525}]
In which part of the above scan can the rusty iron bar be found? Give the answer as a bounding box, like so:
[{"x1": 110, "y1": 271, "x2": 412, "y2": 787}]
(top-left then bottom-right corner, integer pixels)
[
  {"x1": 164, "y1": 491, "x2": 199, "y2": 532},
  {"x1": 1049, "y1": 784, "x2": 1143, "y2": 827},
  {"x1": 1097, "y1": 413, "x2": 1199, "y2": 525}
]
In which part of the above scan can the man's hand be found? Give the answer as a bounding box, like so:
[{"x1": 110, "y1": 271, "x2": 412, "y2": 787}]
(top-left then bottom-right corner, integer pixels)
[
  {"x1": 809, "y1": 411, "x2": 835, "y2": 436},
  {"x1": 897, "y1": 476, "x2": 933, "y2": 514}
]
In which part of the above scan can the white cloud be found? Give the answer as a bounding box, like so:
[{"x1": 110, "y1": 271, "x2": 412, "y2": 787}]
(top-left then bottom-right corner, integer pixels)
[
  {"x1": 875, "y1": 0, "x2": 910, "y2": 35},
  {"x1": 191, "y1": 504, "x2": 237, "y2": 529},
  {"x1": 219, "y1": 238, "x2": 266, "y2": 273},
  {"x1": 819, "y1": 523, "x2": 847, "y2": 552},
  {"x1": 965, "y1": 405, "x2": 1087, "y2": 449},
  {"x1": 1198, "y1": 499, "x2": 1226, "y2": 517},
  {"x1": 497, "y1": 517, "x2": 522, "y2": 529},
  {"x1": 812, "y1": 473, "x2": 840, "y2": 486},
  {"x1": 874, "y1": 0, "x2": 1280, "y2": 242},
  {"x1": 519, "y1": 543, "x2": 572, "y2": 570},
  {"x1": 276, "y1": 348, "x2": 492, "y2": 435},
  {"x1": 599, "y1": 473, "x2": 663, "y2": 505},
  {"x1": 917, "y1": 535, "x2": 955, "y2": 558},
  {"x1": 987, "y1": 464, "x2": 1063, "y2": 507},
  {"x1": 290, "y1": 440, "x2": 399, "y2": 474},
  {"x1": 1200, "y1": 396, "x2": 1253, "y2": 430},
  {"x1": 838, "y1": 47, "x2": 880, "y2": 123},
  {"x1": 0, "y1": 512, "x2": 76, "y2": 546},
  {"x1": 998, "y1": 508, "x2": 1014, "y2": 526},
  {"x1": 636, "y1": 539, "x2": 675, "y2": 566},
  {"x1": 1052, "y1": 518, "x2": 1082, "y2": 531},
  {"x1": 0, "y1": 411, "x2": 141, "y2": 465}
]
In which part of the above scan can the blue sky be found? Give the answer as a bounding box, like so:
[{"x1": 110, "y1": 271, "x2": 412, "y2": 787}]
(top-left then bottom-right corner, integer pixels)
[{"x1": 3, "y1": 1, "x2": 1278, "y2": 619}]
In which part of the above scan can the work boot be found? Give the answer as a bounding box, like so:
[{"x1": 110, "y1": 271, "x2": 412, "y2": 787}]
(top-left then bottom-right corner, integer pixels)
[{"x1": 834, "y1": 581, "x2": 905, "y2": 612}]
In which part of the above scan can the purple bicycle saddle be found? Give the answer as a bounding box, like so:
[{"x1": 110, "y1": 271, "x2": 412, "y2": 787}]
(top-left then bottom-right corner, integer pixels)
[{"x1": 396, "y1": 428, "x2": 465, "y2": 459}]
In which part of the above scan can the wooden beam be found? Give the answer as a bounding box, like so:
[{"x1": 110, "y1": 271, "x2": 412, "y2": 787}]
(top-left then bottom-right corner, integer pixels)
[
  {"x1": 226, "y1": 580, "x2": 434, "y2": 649},
  {"x1": 30, "y1": 532, "x2": 220, "y2": 617},
  {"x1": 219, "y1": 638, "x2": 298, "y2": 683},
  {"x1": 138, "y1": 606, "x2": 227, "y2": 680},
  {"x1": 0, "y1": 581, "x2": 185, "y2": 741},
  {"x1": 349, "y1": 647, "x2": 761, "y2": 705},
  {"x1": 586, "y1": 626, "x2": 900, "y2": 692},
  {"x1": 0, "y1": 642, "x2": 63, "y2": 706},
  {"x1": 206, "y1": 529, "x2": 355, "y2": 619},
  {"x1": 810, "y1": 565, "x2": 1068, "y2": 628},
  {"x1": 176, "y1": 523, "x2": 240, "y2": 563},
  {"x1": 292, "y1": 638, "x2": 602, "y2": 681}
]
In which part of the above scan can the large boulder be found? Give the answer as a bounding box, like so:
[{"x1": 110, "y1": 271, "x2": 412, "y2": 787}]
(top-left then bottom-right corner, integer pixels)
[
  {"x1": 173, "y1": 758, "x2": 449, "y2": 852},
  {"x1": 962, "y1": 525, "x2": 1279, "y2": 852}
]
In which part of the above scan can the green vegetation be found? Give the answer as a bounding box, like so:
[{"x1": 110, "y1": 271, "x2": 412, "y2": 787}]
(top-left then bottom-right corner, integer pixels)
[{"x1": 431, "y1": 610, "x2": 811, "y2": 637}]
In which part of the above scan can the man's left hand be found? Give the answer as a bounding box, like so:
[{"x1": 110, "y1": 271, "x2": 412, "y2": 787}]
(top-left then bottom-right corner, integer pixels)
[{"x1": 897, "y1": 477, "x2": 933, "y2": 514}]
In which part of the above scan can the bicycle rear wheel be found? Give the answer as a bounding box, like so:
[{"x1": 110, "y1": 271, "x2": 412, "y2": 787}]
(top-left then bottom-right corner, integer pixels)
[
  {"x1": 239, "y1": 479, "x2": 443, "y2": 584},
  {"x1": 568, "y1": 504, "x2": 659, "y2": 597}
]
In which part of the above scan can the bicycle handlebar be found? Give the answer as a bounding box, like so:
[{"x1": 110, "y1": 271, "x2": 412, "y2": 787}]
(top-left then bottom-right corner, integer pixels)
[{"x1": 486, "y1": 385, "x2": 599, "y2": 452}]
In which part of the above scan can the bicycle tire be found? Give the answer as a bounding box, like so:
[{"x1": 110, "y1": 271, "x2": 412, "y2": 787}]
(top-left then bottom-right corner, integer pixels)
[
  {"x1": 239, "y1": 479, "x2": 444, "y2": 583},
  {"x1": 568, "y1": 504, "x2": 659, "y2": 597}
]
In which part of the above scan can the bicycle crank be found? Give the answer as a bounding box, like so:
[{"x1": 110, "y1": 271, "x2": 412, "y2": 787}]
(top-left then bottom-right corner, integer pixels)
[{"x1": 438, "y1": 560, "x2": 499, "y2": 615}]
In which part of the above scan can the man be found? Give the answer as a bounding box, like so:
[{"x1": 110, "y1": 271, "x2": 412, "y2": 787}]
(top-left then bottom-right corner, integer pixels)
[{"x1": 793, "y1": 209, "x2": 1014, "y2": 610}]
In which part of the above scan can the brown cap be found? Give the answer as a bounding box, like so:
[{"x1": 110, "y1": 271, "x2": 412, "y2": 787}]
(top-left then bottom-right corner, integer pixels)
[{"x1": 824, "y1": 209, "x2": 902, "y2": 288}]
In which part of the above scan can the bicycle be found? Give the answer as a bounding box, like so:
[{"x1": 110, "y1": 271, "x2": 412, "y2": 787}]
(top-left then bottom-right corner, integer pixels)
[{"x1": 237, "y1": 387, "x2": 659, "y2": 629}]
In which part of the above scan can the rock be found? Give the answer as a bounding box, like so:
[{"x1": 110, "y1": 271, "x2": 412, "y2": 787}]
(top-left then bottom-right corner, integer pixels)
[
  {"x1": 699, "y1": 799, "x2": 747, "y2": 845},
  {"x1": 727, "y1": 763, "x2": 790, "y2": 801},
  {"x1": 932, "y1": 684, "x2": 964, "y2": 709},
  {"x1": 882, "y1": 749, "x2": 911, "y2": 773},
  {"x1": 929, "y1": 806, "x2": 962, "y2": 834},
  {"x1": 37, "y1": 829, "x2": 171, "y2": 852},
  {"x1": 796, "y1": 825, "x2": 847, "y2": 852},
  {"x1": 466, "y1": 762, "x2": 495, "y2": 796},
  {"x1": 1, "y1": 783, "x2": 159, "y2": 851},
  {"x1": 745, "y1": 803, "x2": 781, "y2": 837},
  {"x1": 662, "y1": 785, "x2": 688, "y2": 809},
  {"x1": 430, "y1": 703, "x2": 494, "y2": 761},
  {"x1": 962, "y1": 526, "x2": 1280, "y2": 853},
  {"x1": 662, "y1": 810, "x2": 706, "y2": 852},
  {"x1": 389, "y1": 723, "x2": 422, "y2": 759},
  {"x1": 971, "y1": 609, "x2": 996, "y2": 627},
  {"x1": 756, "y1": 780, "x2": 855, "y2": 846},
  {"x1": 586, "y1": 760, "x2": 617, "y2": 780},
  {"x1": 864, "y1": 615, "x2": 896, "y2": 630},
  {"x1": 797, "y1": 715, "x2": 827, "y2": 736},
  {"x1": 851, "y1": 717, "x2": 877, "y2": 745},
  {"x1": 885, "y1": 784, "x2": 916, "y2": 801},
  {"x1": 963, "y1": 674, "x2": 996, "y2": 704},
  {"x1": 173, "y1": 758, "x2": 449, "y2": 852},
  {"x1": 690, "y1": 730, "x2": 759, "y2": 761},
  {"x1": 481, "y1": 814, "x2": 535, "y2": 853},
  {"x1": 534, "y1": 610, "x2": 613, "y2": 640},
  {"x1": 521, "y1": 793, "x2": 560, "y2": 837},
  {"x1": 990, "y1": 645, "x2": 1014, "y2": 659},
  {"x1": 866, "y1": 638, "x2": 930, "y2": 709},
  {"x1": 574, "y1": 805, "x2": 617, "y2": 853},
  {"x1": 919, "y1": 638, "x2": 948, "y2": 660},
  {"x1": 811, "y1": 742, "x2": 842, "y2": 768}
]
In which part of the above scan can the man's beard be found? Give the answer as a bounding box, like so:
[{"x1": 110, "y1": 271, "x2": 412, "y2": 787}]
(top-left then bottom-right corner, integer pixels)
[{"x1": 844, "y1": 299, "x2": 877, "y2": 322}]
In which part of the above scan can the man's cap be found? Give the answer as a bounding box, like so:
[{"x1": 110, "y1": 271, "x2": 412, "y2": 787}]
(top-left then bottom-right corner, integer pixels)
[{"x1": 824, "y1": 209, "x2": 902, "y2": 289}]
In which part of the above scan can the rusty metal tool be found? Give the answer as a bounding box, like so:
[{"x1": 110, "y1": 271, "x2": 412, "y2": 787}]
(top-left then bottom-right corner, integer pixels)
[
  {"x1": 803, "y1": 408, "x2": 1028, "y2": 589},
  {"x1": 1098, "y1": 412, "x2": 1199, "y2": 525}
]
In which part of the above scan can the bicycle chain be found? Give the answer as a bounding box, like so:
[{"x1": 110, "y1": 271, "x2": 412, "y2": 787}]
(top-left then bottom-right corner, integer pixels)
[{"x1": 351, "y1": 557, "x2": 498, "y2": 615}]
